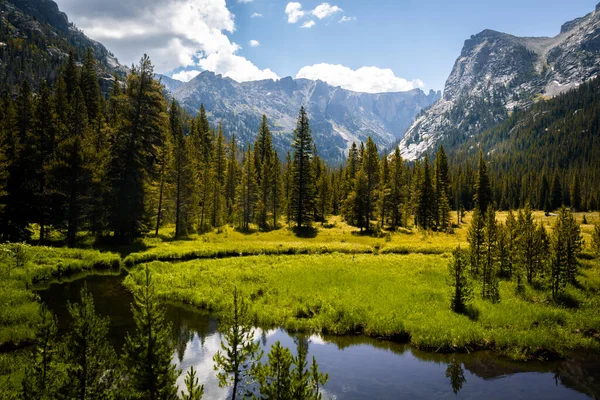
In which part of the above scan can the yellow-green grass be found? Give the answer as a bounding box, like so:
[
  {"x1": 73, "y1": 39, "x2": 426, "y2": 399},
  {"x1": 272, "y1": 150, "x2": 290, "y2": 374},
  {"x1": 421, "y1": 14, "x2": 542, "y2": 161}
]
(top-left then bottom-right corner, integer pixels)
[
  {"x1": 123, "y1": 216, "x2": 465, "y2": 266},
  {"x1": 124, "y1": 252, "x2": 600, "y2": 360},
  {"x1": 0, "y1": 245, "x2": 121, "y2": 349}
]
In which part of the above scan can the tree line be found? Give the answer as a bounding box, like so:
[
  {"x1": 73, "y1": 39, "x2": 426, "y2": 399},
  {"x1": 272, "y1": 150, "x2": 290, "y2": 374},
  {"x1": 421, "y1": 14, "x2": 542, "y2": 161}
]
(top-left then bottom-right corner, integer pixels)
[
  {"x1": 21, "y1": 265, "x2": 328, "y2": 400},
  {"x1": 0, "y1": 51, "x2": 597, "y2": 245}
]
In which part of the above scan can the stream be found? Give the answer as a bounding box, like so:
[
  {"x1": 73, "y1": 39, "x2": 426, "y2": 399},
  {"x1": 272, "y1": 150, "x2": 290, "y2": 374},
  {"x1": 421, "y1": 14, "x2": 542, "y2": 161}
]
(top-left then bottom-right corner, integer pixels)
[{"x1": 36, "y1": 273, "x2": 600, "y2": 399}]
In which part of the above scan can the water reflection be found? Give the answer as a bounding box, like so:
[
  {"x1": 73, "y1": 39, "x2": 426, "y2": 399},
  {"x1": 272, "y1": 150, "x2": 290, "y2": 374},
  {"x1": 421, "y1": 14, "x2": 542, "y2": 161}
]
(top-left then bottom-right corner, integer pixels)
[{"x1": 37, "y1": 273, "x2": 598, "y2": 400}]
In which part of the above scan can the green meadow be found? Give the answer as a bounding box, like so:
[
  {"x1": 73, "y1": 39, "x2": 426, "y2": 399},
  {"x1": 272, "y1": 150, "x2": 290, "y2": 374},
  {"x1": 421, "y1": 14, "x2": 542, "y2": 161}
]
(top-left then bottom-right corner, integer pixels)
[{"x1": 2, "y1": 213, "x2": 600, "y2": 360}]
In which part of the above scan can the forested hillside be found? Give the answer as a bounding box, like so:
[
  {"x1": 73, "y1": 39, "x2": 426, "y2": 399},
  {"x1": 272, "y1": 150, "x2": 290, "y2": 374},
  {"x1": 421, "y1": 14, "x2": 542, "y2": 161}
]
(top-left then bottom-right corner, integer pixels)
[
  {"x1": 446, "y1": 77, "x2": 600, "y2": 212},
  {"x1": 0, "y1": 0, "x2": 126, "y2": 91}
]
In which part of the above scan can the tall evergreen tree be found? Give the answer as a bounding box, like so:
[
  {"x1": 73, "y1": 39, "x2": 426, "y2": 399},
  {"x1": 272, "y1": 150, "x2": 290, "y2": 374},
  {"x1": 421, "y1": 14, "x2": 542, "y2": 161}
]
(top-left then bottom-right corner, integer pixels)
[
  {"x1": 123, "y1": 266, "x2": 179, "y2": 400},
  {"x1": 225, "y1": 133, "x2": 241, "y2": 221},
  {"x1": 467, "y1": 208, "x2": 485, "y2": 277},
  {"x1": 107, "y1": 55, "x2": 167, "y2": 241},
  {"x1": 389, "y1": 148, "x2": 406, "y2": 229},
  {"x1": 449, "y1": 247, "x2": 472, "y2": 313},
  {"x1": 474, "y1": 150, "x2": 492, "y2": 212},
  {"x1": 62, "y1": 286, "x2": 119, "y2": 400},
  {"x1": 482, "y1": 206, "x2": 500, "y2": 302},
  {"x1": 417, "y1": 154, "x2": 435, "y2": 230},
  {"x1": 361, "y1": 137, "x2": 380, "y2": 231},
  {"x1": 236, "y1": 146, "x2": 258, "y2": 231},
  {"x1": 211, "y1": 123, "x2": 227, "y2": 229},
  {"x1": 291, "y1": 107, "x2": 315, "y2": 229}
]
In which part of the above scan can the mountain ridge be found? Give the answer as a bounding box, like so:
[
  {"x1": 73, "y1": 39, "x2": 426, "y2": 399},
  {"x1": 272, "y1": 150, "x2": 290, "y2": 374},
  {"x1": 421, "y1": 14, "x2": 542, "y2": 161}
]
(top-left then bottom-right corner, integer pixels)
[
  {"x1": 399, "y1": 2, "x2": 600, "y2": 160},
  {"x1": 172, "y1": 70, "x2": 440, "y2": 163}
]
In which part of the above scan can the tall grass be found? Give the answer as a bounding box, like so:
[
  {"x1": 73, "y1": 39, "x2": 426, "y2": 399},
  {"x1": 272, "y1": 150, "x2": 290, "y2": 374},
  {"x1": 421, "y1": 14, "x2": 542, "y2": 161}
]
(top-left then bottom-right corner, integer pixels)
[{"x1": 124, "y1": 252, "x2": 600, "y2": 360}]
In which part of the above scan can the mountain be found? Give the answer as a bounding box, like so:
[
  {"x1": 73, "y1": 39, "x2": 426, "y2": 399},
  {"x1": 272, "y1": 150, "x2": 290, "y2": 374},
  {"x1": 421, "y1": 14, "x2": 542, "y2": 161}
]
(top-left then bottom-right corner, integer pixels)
[
  {"x1": 0, "y1": 0, "x2": 127, "y2": 91},
  {"x1": 155, "y1": 74, "x2": 184, "y2": 93},
  {"x1": 172, "y1": 72, "x2": 440, "y2": 163},
  {"x1": 399, "y1": 2, "x2": 600, "y2": 160}
]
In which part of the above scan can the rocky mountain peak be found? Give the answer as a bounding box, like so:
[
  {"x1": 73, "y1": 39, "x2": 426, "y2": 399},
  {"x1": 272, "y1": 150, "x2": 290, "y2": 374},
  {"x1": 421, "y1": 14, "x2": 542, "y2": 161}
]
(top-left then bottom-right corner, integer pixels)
[{"x1": 399, "y1": 2, "x2": 600, "y2": 160}]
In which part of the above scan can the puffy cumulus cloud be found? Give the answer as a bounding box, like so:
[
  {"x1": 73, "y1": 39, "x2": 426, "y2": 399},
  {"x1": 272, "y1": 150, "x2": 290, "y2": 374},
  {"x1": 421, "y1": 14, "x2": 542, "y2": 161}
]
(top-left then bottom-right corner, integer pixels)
[
  {"x1": 312, "y1": 3, "x2": 342, "y2": 19},
  {"x1": 339, "y1": 16, "x2": 357, "y2": 23},
  {"x1": 301, "y1": 20, "x2": 315, "y2": 28},
  {"x1": 56, "y1": 0, "x2": 277, "y2": 81},
  {"x1": 249, "y1": 39, "x2": 260, "y2": 47},
  {"x1": 171, "y1": 69, "x2": 201, "y2": 82},
  {"x1": 285, "y1": 2, "x2": 304, "y2": 23},
  {"x1": 198, "y1": 52, "x2": 279, "y2": 82},
  {"x1": 296, "y1": 64, "x2": 425, "y2": 93}
]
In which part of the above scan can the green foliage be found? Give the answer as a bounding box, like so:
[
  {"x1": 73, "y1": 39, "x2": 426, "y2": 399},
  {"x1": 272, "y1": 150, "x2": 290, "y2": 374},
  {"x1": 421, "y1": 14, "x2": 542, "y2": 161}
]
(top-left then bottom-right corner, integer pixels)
[
  {"x1": 550, "y1": 207, "x2": 583, "y2": 299},
  {"x1": 123, "y1": 265, "x2": 180, "y2": 400},
  {"x1": 449, "y1": 247, "x2": 472, "y2": 313},
  {"x1": 61, "y1": 285, "x2": 119, "y2": 399},
  {"x1": 180, "y1": 367, "x2": 204, "y2": 400},
  {"x1": 213, "y1": 288, "x2": 262, "y2": 400},
  {"x1": 592, "y1": 223, "x2": 600, "y2": 257},
  {"x1": 252, "y1": 340, "x2": 328, "y2": 400},
  {"x1": 291, "y1": 107, "x2": 315, "y2": 229}
]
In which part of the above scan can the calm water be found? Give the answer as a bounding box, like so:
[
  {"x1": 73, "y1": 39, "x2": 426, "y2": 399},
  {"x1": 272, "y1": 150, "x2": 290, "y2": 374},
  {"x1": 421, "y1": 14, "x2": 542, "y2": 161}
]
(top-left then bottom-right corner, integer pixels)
[{"x1": 37, "y1": 273, "x2": 600, "y2": 400}]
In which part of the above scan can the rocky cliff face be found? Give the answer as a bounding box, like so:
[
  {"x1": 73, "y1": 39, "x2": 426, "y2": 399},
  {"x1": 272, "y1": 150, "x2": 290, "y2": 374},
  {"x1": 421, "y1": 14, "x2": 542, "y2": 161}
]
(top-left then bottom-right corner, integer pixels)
[
  {"x1": 399, "y1": 3, "x2": 600, "y2": 160},
  {"x1": 173, "y1": 72, "x2": 440, "y2": 163},
  {"x1": 0, "y1": 0, "x2": 127, "y2": 91}
]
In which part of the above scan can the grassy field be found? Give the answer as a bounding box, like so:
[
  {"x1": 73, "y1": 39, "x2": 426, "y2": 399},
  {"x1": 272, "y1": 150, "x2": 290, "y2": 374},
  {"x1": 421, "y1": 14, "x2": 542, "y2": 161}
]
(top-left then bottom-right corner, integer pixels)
[
  {"x1": 1, "y1": 212, "x2": 600, "y2": 360},
  {"x1": 0, "y1": 245, "x2": 121, "y2": 349},
  {"x1": 122, "y1": 252, "x2": 600, "y2": 360}
]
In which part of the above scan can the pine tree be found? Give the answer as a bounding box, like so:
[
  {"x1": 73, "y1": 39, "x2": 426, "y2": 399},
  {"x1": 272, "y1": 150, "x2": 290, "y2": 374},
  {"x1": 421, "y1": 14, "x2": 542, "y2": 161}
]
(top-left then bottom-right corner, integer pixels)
[
  {"x1": 504, "y1": 210, "x2": 518, "y2": 278},
  {"x1": 361, "y1": 137, "x2": 380, "y2": 232},
  {"x1": 389, "y1": 148, "x2": 406, "y2": 229},
  {"x1": 194, "y1": 105, "x2": 214, "y2": 231},
  {"x1": 482, "y1": 206, "x2": 500, "y2": 302},
  {"x1": 213, "y1": 288, "x2": 262, "y2": 400},
  {"x1": 551, "y1": 173, "x2": 562, "y2": 211},
  {"x1": 435, "y1": 145, "x2": 451, "y2": 231},
  {"x1": 449, "y1": 246, "x2": 472, "y2": 313},
  {"x1": 31, "y1": 81, "x2": 56, "y2": 243},
  {"x1": 255, "y1": 115, "x2": 274, "y2": 230},
  {"x1": 123, "y1": 265, "x2": 179, "y2": 400},
  {"x1": 316, "y1": 159, "x2": 330, "y2": 225},
  {"x1": 550, "y1": 207, "x2": 583, "y2": 299},
  {"x1": 474, "y1": 150, "x2": 492, "y2": 212},
  {"x1": 180, "y1": 367, "x2": 204, "y2": 400},
  {"x1": 225, "y1": 134, "x2": 241, "y2": 222},
  {"x1": 271, "y1": 154, "x2": 283, "y2": 228},
  {"x1": 467, "y1": 208, "x2": 485, "y2": 277},
  {"x1": 212, "y1": 123, "x2": 227, "y2": 230},
  {"x1": 0, "y1": 82, "x2": 34, "y2": 241},
  {"x1": 21, "y1": 306, "x2": 62, "y2": 400},
  {"x1": 291, "y1": 107, "x2": 315, "y2": 229},
  {"x1": 52, "y1": 86, "x2": 93, "y2": 247},
  {"x1": 107, "y1": 55, "x2": 168, "y2": 241},
  {"x1": 62, "y1": 286, "x2": 119, "y2": 400},
  {"x1": 236, "y1": 146, "x2": 258, "y2": 231},
  {"x1": 284, "y1": 152, "x2": 294, "y2": 225},
  {"x1": 517, "y1": 205, "x2": 538, "y2": 284},
  {"x1": 417, "y1": 154, "x2": 435, "y2": 230},
  {"x1": 79, "y1": 48, "x2": 101, "y2": 131},
  {"x1": 154, "y1": 100, "x2": 174, "y2": 236}
]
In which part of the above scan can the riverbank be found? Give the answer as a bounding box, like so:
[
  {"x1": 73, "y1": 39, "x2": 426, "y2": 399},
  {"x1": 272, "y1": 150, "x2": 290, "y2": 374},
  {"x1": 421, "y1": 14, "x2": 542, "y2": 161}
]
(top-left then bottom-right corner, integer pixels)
[{"x1": 1, "y1": 213, "x2": 600, "y2": 360}]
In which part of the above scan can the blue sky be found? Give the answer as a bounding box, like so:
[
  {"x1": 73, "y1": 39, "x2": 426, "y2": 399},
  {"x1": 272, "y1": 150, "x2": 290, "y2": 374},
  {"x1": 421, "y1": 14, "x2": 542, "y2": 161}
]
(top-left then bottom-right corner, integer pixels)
[{"x1": 56, "y1": 0, "x2": 599, "y2": 92}]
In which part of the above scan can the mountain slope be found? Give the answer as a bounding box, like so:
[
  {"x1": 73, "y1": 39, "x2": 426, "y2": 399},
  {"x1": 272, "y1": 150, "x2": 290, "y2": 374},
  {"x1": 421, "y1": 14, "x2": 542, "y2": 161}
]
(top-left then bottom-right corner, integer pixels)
[
  {"x1": 173, "y1": 72, "x2": 440, "y2": 163},
  {"x1": 399, "y1": 2, "x2": 600, "y2": 160},
  {"x1": 0, "y1": 0, "x2": 127, "y2": 90}
]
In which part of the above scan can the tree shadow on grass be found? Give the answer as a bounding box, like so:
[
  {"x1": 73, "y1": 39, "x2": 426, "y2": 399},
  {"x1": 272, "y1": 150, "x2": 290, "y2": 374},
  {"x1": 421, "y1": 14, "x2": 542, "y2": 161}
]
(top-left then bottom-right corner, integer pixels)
[
  {"x1": 292, "y1": 226, "x2": 318, "y2": 238},
  {"x1": 459, "y1": 305, "x2": 480, "y2": 322},
  {"x1": 94, "y1": 236, "x2": 149, "y2": 257}
]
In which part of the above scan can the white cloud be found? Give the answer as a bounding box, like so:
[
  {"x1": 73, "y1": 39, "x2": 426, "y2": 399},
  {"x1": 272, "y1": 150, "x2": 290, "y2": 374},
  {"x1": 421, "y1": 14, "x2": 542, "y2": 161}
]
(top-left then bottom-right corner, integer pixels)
[
  {"x1": 57, "y1": 0, "x2": 277, "y2": 82},
  {"x1": 301, "y1": 20, "x2": 315, "y2": 28},
  {"x1": 171, "y1": 69, "x2": 201, "y2": 82},
  {"x1": 198, "y1": 52, "x2": 279, "y2": 82},
  {"x1": 312, "y1": 2, "x2": 342, "y2": 19},
  {"x1": 250, "y1": 12, "x2": 262, "y2": 18},
  {"x1": 339, "y1": 16, "x2": 356, "y2": 23},
  {"x1": 249, "y1": 39, "x2": 260, "y2": 47},
  {"x1": 296, "y1": 64, "x2": 424, "y2": 93},
  {"x1": 285, "y1": 2, "x2": 305, "y2": 23}
]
